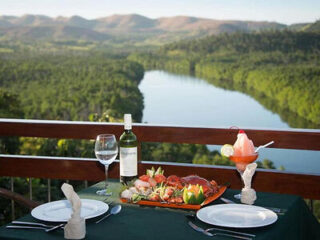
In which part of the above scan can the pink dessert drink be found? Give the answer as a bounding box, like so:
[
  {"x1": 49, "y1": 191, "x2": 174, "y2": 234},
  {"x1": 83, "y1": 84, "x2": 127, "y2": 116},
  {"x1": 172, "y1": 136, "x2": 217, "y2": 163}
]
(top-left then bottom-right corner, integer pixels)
[
  {"x1": 230, "y1": 130, "x2": 258, "y2": 172},
  {"x1": 233, "y1": 130, "x2": 255, "y2": 156}
]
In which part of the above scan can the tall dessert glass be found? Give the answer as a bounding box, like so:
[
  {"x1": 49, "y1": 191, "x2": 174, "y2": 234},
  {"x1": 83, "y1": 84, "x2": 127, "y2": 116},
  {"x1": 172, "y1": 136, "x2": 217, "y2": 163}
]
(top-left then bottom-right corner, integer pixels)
[{"x1": 228, "y1": 129, "x2": 257, "y2": 199}]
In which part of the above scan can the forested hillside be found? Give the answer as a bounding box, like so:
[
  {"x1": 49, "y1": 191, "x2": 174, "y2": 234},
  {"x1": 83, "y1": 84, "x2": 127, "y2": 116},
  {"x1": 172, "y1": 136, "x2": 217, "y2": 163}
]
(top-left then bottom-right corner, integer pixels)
[
  {"x1": 0, "y1": 54, "x2": 144, "y2": 121},
  {"x1": 129, "y1": 31, "x2": 320, "y2": 127}
]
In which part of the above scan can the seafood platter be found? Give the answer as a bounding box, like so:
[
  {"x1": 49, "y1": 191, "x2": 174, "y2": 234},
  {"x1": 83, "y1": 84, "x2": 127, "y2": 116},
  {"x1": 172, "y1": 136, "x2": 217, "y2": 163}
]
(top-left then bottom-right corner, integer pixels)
[{"x1": 120, "y1": 167, "x2": 226, "y2": 210}]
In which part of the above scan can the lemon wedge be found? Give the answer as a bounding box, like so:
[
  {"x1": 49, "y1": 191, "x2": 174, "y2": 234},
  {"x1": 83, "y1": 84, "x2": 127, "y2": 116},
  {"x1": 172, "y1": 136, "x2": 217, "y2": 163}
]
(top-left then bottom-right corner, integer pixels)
[{"x1": 221, "y1": 144, "x2": 234, "y2": 157}]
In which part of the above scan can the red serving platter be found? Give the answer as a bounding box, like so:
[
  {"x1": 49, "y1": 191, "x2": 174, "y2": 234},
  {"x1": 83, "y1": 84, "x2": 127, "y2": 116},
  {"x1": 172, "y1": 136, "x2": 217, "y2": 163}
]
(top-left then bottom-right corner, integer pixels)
[{"x1": 120, "y1": 185, "x2": 227, "y2": 210}]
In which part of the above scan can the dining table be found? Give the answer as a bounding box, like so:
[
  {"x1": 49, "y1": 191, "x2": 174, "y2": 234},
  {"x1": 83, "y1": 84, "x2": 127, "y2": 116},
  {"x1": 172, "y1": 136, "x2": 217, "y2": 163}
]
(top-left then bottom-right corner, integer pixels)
[{"x1": 0, "y1": 180, "x2": 319, "y2": 240}]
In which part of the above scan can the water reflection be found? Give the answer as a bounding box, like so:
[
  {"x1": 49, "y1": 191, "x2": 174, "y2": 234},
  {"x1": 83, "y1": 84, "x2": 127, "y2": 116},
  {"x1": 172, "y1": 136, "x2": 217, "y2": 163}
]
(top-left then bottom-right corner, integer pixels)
[
  {"x1": 196, "y1": 72, "x2": 320, "y2": 129},
  {"x1": 139, "y1": 70, "x2": 320, "y2": 174}
]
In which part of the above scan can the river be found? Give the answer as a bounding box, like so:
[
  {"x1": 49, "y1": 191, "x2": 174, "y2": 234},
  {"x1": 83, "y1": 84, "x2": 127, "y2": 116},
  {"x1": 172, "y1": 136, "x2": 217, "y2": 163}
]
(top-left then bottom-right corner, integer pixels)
[{"x1": 139, "y1": 70, "x2": 320, "y2": 174}]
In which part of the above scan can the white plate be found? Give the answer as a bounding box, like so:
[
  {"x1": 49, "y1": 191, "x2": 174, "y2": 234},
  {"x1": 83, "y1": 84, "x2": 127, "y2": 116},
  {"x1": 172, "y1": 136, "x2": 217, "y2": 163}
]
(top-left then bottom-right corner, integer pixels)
[
  {"x1": 197, "y1": 204, "x2": 278, "y2": 228},
  {"x1": 31, "y1": 199, "x2": 109, "y2": 222}
]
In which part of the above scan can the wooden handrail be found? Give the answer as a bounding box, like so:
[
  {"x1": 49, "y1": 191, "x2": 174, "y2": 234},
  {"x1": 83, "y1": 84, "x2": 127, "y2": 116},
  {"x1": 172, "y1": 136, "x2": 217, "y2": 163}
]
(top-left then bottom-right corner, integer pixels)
[
  {"x1": 0, "y1": 187, "x2": 40, "y2": 210},
  {"x1": 1, "y1": 155, "x2": 320, "y2": 199},
  {"x1": 0, "y1": 118, "x2": 320, "y2": 199},
  {"x1": 0, "y1": 118, "x2": 320, "y2": 150}
]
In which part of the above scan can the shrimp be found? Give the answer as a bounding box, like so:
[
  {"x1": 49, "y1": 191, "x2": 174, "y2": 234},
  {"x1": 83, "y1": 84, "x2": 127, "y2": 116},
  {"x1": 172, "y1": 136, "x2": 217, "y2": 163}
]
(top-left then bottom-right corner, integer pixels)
[
  {"x1": 134, "y1": 179, "x2": 151, "y2": 188},
  {"x1": 161, "y1": 187, "x2": 174, "y2": 201}
]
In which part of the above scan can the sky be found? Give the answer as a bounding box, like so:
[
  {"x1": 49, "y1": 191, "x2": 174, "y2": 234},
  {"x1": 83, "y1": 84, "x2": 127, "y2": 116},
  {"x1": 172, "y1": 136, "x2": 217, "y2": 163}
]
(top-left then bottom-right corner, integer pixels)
[{"x1": 1, "y1": 0, "x2": 319, "y2": 25}]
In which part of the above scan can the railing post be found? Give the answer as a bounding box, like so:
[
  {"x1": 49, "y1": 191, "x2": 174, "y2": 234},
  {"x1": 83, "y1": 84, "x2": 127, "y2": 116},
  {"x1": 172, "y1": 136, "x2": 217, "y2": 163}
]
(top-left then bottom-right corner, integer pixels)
[
  {"x1": 29, "y1": 178, "x2": 32, "y2": 201},
  {"x1": 10, "y1": 177, "x2": 15, "y2": 220},
  {"x1": 47, "y1": 179, "x2": 51, "y2": 202},
  {"x1": 309, "y1": 199, "x2": 314, "y2": 214}
]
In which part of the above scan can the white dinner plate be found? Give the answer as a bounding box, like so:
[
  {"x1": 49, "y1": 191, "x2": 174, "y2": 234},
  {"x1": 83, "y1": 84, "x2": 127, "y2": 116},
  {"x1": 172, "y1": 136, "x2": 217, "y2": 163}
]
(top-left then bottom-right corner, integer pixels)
[
  {"x1": 197, "y1": 204, "x2": 278, "y2": 228},
  {"x1": 31, "y1": 199, "x2": 109, "y2": 222}
]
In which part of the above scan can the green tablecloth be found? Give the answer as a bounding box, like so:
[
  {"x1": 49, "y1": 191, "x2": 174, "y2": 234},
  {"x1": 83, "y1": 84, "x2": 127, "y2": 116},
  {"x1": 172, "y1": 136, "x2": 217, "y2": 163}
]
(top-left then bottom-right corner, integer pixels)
[{"x1": 0, "y1": 181, "x2": 319, "y2": 240}]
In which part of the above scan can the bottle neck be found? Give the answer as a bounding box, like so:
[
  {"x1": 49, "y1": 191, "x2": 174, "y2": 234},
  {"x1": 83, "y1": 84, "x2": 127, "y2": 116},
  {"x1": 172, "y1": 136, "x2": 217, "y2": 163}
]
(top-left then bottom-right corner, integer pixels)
[
  {"x1": 124, "y1": 114, "x2": 132, "y2": 131},
  {"x1": 124, "y1": 129, "x2": 132, "y2": 133}
]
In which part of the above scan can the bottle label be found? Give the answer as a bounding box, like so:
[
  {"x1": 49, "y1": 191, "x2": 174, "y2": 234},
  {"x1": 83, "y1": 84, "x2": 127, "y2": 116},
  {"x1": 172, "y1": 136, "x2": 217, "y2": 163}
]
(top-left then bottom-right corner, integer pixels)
[{"x1": 120, "y1": 147, "x2": 137, "y2": 176}]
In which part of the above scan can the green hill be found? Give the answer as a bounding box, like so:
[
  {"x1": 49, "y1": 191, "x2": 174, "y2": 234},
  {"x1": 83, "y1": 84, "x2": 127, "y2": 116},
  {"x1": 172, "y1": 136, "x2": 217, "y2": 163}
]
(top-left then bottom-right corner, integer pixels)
[
  {"x1": 160, "y1": 31, "x2": 320, "y2": 54},
  {"x1": 303, "y1": 20, "x2": 320, "y2": 32}
]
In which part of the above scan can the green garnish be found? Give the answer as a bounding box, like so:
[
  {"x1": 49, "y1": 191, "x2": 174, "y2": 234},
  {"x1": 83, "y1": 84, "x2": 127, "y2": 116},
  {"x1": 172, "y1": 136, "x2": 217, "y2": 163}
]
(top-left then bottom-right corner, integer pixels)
[
  {"x1": 146, "y1": 167, "x2": 156, "y2": 177},
  {"x1": 119, "y1": 179, "x2": 136, "y2": 194},
  {"x1": 155, "y1": 166, "x2": 164, "y2": 176},
  {"x1": 146, "y1": 166, "x2": 164, "y2": 177},
  {"x1": 131, "y1": 193, "x2": 148, "y2": 203},
  {"x1": 172, "y1": 188, "x2": 183, "y2": 197}
]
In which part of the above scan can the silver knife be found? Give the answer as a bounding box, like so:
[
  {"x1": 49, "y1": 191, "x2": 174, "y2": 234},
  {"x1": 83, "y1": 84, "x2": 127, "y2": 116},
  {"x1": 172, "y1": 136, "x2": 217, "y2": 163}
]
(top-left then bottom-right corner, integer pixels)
[
  {"x1": 188, "y1": 221, "x2": 253, "y2": 239},
  {"x1": 220, "y1": 197, "x2": 235, "y2": 204},
  {"x1": 220, "y1": 197, "x2": 285, "y2": 214}
]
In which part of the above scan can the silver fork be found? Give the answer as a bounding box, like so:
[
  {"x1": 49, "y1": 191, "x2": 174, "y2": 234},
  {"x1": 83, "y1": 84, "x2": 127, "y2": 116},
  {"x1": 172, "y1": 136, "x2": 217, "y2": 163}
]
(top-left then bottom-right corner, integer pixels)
[
  {"x1": 6, "y1": 223, "x2": 64, "y2": 232},
  {"x1": 188, "y1": 221, "x2": 255, "y2": 239}
]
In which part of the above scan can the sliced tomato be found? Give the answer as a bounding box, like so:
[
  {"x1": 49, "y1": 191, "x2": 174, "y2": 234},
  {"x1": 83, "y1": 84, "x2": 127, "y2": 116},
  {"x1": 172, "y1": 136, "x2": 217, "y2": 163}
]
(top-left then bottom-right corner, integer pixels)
[
  {"x1": 149, "y1": 194, "x2": 160, "y2": 201},
  {"x1": 139, "y1": 174, "x2": 150, "y2": 182},
  {"x1": 154, "y1": 174, "x2": 166, "y2": 184},
  {"x1": 168, "y1": 196, "x2": 183, "y2": 204},
  {"x1": 166, "y1": 175, "x2": 183, "y2": 189}
]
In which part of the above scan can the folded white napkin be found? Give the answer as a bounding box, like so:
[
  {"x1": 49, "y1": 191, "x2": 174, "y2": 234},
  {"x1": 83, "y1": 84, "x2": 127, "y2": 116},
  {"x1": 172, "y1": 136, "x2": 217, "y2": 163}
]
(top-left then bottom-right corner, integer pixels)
[
  {"x1": 241, "y1": 163, "x2": 257, "y2": 205},
  {"x1": 61, "y1": 183, "x2": 86, "y2": 239}
]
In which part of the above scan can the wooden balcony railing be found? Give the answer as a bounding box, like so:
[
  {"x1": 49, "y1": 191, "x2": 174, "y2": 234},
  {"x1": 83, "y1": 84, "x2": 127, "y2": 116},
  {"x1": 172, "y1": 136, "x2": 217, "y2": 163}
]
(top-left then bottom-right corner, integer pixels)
[{"x1": 0, "y1": 118, "x2": 320, "y2": 202}]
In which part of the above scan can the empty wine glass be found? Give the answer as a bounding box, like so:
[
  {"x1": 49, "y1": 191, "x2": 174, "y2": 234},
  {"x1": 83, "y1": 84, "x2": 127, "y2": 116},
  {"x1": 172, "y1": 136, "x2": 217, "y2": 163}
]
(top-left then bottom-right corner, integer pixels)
[{"x1": 95, "y1": 134, "x2": 118, "y2": 196}]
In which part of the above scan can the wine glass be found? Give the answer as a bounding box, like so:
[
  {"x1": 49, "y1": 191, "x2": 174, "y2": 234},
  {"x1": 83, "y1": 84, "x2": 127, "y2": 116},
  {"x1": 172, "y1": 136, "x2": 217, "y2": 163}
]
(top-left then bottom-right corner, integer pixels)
[
  {"x1": 229, "y1": 153, "x2": 258, "y2": 199},
  {"x1": 95, "y1": 134, "x2": 118, "y2": 196}
]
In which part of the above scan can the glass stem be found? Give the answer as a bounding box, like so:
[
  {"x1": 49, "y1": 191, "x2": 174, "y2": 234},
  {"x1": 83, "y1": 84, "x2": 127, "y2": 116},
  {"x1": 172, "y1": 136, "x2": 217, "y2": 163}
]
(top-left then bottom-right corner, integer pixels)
[
  {"x1": 105, "y1": 164, "x2": 109, "y2": 190},
  {"x1": 240, "y1": 171, "x2": 244, "y2": 184},
  {"x1": 237, "y1": 169, "x2": 245, "y2": 186}
]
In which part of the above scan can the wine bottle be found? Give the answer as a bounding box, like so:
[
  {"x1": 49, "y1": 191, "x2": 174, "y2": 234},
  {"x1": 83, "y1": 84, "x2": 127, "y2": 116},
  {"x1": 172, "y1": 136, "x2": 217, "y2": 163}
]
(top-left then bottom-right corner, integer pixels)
[{"x1": 119, "y1": 114, "x2": 138, "y2": 184}]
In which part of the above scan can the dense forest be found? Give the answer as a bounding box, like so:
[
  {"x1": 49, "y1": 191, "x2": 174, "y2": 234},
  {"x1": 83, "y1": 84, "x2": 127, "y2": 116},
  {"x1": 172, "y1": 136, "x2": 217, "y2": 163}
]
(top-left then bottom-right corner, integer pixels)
[
  {"x1": 128, "y1": 31, "x2": 320, "y2": 128},
  {"x1": 0, "y1": 54, "x2": 144, "y2": 121}
]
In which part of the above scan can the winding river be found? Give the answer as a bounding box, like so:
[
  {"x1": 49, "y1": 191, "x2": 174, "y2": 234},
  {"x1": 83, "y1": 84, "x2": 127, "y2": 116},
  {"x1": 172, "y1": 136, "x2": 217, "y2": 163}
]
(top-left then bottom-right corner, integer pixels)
[{"x1": 139, "y1": 70, "x2": 320, "y2": 174}]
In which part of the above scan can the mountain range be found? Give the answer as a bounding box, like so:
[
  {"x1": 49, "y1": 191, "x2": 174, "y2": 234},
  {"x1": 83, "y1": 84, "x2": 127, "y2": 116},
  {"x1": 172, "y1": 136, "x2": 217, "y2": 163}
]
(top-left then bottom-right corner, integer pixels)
[{"x1": 0, "y1": 14, "x2": 317, "y2": 44}]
